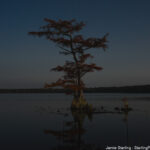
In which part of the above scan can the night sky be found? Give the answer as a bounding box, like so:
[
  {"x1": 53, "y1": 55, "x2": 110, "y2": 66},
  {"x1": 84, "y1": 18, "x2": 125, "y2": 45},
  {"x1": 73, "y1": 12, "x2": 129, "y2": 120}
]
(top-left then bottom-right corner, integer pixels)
[{"x1": 0, "y1": 0, "x2": 150, "y2": 88}]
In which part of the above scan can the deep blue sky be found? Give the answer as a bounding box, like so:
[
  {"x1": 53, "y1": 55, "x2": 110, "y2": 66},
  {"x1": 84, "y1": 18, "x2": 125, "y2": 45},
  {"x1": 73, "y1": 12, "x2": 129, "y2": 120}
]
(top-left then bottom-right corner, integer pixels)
[{"x1": 0, "y1": 0, "x2": 150, "y2": 88}]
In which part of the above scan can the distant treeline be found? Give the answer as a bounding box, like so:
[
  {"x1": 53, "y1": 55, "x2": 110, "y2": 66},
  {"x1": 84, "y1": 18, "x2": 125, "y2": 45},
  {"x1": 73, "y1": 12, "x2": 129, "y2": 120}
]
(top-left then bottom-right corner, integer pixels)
[{"x1": 0, "y1": 85, "x2": 150, "y2": 93}]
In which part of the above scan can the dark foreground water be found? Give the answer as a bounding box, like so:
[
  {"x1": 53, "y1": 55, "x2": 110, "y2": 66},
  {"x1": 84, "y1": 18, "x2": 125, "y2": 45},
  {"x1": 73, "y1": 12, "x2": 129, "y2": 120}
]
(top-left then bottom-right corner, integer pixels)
[{"x1": 0, "y1": 93, "x2": 150, "y2": 150}]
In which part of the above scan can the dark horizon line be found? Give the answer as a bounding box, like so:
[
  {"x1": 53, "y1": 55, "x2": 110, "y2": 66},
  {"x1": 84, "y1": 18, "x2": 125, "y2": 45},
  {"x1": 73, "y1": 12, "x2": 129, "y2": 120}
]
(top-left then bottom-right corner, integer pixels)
[
  {"x1": 0, "y1": 84, "x2": 150, "y2": 93},
  {"x1": 0, "y1": 84, "x2": 150, "y2": 89}
]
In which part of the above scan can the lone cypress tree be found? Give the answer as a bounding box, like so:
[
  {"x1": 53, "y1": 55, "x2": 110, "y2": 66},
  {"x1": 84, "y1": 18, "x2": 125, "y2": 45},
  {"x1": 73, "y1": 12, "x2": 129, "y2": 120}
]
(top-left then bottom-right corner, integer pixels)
[{"x1": 29, "y1": 19, "x2": 108, "y2": 110}]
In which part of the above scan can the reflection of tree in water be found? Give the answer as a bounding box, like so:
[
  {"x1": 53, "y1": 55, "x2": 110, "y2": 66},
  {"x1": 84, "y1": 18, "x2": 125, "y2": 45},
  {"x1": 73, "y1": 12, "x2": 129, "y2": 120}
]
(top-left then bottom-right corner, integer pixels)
[
  {"x1": 44, "y1": 111, "x2": 102, "y2": 150},
  {"x1": 40, "y1": 98, "x2": 132, "y2": 149},
  {"x1": 123, "y1": 110, "x2": 129, "y2": 146},
  {"x1": 121, "y1": 97, "x2": 131, "y2": 146}
]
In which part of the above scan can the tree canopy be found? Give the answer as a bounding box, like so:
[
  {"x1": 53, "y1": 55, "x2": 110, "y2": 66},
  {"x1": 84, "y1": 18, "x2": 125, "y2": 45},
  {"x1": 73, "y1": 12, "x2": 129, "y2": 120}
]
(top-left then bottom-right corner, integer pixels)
[{"x1": 29, "y1": 18, "x2": 108, "y2": 100}]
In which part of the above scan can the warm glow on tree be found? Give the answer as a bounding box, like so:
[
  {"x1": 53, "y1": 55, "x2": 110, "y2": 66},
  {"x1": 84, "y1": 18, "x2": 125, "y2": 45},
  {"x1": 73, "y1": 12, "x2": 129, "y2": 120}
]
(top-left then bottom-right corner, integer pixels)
[{"x1": 29, "y1": 19, "x2": 108, "y2": 109}]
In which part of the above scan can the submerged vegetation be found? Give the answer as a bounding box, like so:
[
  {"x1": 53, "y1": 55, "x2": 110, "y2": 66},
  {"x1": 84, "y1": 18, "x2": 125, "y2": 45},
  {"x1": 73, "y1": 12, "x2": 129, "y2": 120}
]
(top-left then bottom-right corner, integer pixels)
[{"x1": 29, "y1": 19, "x2": 108, "y2": 110}]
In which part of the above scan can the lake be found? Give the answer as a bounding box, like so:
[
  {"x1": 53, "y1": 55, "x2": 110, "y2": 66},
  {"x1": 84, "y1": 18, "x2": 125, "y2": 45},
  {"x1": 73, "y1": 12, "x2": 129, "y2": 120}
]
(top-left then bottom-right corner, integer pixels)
[{"x1": 0, "y1": 93, "x2": 150, "y2": 150}]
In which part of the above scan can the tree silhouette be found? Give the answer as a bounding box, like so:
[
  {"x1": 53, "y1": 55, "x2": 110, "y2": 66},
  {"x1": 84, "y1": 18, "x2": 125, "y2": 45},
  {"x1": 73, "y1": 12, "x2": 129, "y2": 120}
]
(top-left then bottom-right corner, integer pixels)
[{"x1": 29, "y1": 19, "x2": 108, "y2": 109}]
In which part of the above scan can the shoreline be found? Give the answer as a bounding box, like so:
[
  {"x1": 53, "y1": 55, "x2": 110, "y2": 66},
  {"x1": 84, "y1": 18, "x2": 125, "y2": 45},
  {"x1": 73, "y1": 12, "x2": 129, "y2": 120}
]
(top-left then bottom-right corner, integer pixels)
[{"x1": 0, "y1": 85, "x2": 150, "y2": 93}]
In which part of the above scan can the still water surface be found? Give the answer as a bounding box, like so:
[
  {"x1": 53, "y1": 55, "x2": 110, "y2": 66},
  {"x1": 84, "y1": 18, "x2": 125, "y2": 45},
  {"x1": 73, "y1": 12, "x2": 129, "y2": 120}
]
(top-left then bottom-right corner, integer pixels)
[{"x1": 0, "y1": 93, "x2": 150, "y2": 150}]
